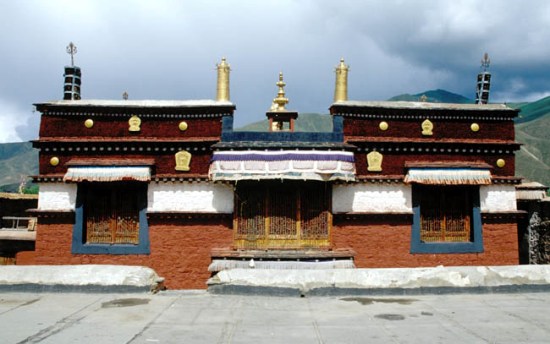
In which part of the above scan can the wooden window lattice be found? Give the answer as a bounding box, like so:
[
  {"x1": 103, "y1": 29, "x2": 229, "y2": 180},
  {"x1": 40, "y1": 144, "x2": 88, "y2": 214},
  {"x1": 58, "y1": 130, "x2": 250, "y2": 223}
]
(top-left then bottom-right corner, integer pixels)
[
  {"x1": 235, "y1": 181, "x2": 330, "y2": 249},
  {"x1": 84, "y1": 183, "x2": 140, "y2": 245},
  {"x1": 420, "y1": 186, "x2": 472, "y2": 243}
]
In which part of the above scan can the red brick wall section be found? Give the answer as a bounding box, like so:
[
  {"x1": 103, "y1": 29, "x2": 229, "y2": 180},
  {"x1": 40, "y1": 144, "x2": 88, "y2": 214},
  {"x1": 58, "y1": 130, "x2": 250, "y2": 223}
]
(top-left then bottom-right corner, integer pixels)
[
  {"x1": 333, "y1": 219, "x2": 519, "y2": 267},
  {"x1": 31, "y1": 220, "x2": 233, "y2": 290},
  {"x1": 29, "y1": 218, "x2": 518, "y2": 288},
  {"x1": 39, "y1": 115, "x2": 223, "y2": 139},
  {"x1": 39, "y1": 152, "x2": 213, "y2": 176},
  {"x1": 15, "y1": 251, "x2": 36, "y2": 265},
  {"x1": 343, "y1": 118, "x2": 515, "y2": 141}
]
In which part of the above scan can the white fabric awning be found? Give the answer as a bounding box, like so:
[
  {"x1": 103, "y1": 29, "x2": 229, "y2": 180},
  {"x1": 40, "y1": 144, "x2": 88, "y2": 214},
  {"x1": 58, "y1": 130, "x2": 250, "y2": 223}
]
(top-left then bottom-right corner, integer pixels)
[
  {"x1": 404, "y1": 168, "x2": 491, "y2": 185},
  {"x1": 209, "y1": 150, "x2": 356, "y2": 182},
  {"x1": 63, "y1": 167, "x2": 151, "y2": 182}
]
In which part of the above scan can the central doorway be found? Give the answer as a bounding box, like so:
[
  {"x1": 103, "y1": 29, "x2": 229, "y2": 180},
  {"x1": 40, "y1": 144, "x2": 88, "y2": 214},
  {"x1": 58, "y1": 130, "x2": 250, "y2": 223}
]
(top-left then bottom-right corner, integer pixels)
[{"x1": 234, "y1": 181, "x2": 331, "y2": 249}]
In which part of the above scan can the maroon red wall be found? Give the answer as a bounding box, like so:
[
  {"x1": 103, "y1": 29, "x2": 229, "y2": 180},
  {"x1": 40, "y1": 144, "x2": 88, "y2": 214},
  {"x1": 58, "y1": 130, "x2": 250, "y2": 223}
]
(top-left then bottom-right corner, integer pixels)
[
  {"x1": 28, "y1": 217, "x2": 232, "y2": 289},
  {"x1": 333, "y1": 218, "x2": 519, "y2": 268}
]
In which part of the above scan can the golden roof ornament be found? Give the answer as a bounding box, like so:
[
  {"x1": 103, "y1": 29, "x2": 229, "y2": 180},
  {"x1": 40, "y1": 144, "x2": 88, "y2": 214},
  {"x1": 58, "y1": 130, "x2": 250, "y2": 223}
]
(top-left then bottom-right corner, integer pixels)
[
  {"x1": 334, "y1": 58, "x2": 349, "y2": 102},
  {"x1": 216, "y1": 57, "x2": 231, "y2": 101},
  {"x1": 270, "y1": 72, "x2": 289, "y2": 111}
]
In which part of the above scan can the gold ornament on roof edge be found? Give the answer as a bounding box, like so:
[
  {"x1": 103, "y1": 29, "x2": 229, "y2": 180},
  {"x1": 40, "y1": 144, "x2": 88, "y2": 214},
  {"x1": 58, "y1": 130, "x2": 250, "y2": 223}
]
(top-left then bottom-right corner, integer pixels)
[
  {"x1": 50, "y1": 157, "x2": 60, "y2": 166},
  {"x1": 379, "y1": 121, "x2": 389, "y2": 131},
  {"x1": 496, "y1": 159, "x2": 506, "y2": 168},
  {"x1": 179, "y1": 121, "x2": 188, "y2": 131},
  {"x1": 270, "y1": 72, "x2": 289, "y2": 112},
  {"x1": 128, "y1": 115, "x2": 141, "y2": 132},
  {"x1": 84, "y1": 119, "x2": 94, "y2": 128},
  {"x1": 421, "y1": 119, "x2": 433, "y2": 136},
  {"x1": 175, "y1": 151, "x2": 192, "y2": 171},
  {"x1": 471, "y1": 123, "x2": 480, "y2": 132},
  {"x1": 367, "y1": 151, "x2": 383, "y2": 172}
]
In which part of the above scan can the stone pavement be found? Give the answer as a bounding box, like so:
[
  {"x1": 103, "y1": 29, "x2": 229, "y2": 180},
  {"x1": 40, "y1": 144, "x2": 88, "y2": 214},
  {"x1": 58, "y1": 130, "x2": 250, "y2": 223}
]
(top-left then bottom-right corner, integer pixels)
[{"x1": 1, "y1": 291, "x2": 549, "y2": 343}]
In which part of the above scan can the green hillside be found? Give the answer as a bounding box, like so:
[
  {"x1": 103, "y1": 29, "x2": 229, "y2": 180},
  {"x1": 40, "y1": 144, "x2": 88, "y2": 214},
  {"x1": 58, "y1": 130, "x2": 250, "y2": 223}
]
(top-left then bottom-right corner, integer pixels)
[
  {"x1": 388, "y1": 89, "x2": 473, "y2": 104},
  {"x1": 0, "y1": 142, "x2": 38, "y2": 192},
  {"x1": 238, "y1": 113, "x2": 332, "y2": 132},
  {"x1": 515, "y1": 96, "x2": 550, "y2": 123},
  {"x1": 515, "y1": 114, "x2": 550, "y2": 188}
]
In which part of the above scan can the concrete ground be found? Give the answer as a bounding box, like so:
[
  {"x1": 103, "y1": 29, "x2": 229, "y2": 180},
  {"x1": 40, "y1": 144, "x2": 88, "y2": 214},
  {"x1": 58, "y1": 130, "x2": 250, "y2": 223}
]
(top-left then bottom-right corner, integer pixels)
[{"x1": 1, "y1": 291, "x2": 549, "y2": 343}]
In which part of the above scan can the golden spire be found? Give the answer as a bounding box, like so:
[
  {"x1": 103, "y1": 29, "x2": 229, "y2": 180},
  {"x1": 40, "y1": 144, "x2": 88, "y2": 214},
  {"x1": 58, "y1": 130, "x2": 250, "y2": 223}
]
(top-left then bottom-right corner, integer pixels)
[
  {"x1": 271, "y1": 72, "x2": 289, "y2": 111},
  {"x1": 216, "y1": 57, "x2": 231, "y2": 101},
  {"x1": 334, "y1": 58, "x2": 349, "y2": 102}
]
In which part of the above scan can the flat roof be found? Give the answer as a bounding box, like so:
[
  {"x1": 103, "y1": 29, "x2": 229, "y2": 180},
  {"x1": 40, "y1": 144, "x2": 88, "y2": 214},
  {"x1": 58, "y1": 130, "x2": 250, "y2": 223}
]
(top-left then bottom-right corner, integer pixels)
[
  {"x1": 332, "y1": 100, "x2": 515, "y2": 111},
  {"x1": 34, "y1": 99, "x2": 235, "y2": 108}
]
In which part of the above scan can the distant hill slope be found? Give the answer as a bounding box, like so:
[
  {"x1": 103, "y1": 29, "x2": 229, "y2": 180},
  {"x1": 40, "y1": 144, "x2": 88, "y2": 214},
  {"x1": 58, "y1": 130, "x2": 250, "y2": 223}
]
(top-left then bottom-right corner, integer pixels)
[
  {"x1": 515, "y1": 96, "x2": 550, "y2": 123},
  {"x1": 239, "y1": 113, "x2": 332, "y2": 132},
  {"x1": 388, "y1": 89, "x2": 473, "y2": 104},
  {"x1": 515, "y1": 113, "x2": 550, "y2": 188},
  {"x1": 0, "y1": 142, "x2": 38, "y2": 191}
]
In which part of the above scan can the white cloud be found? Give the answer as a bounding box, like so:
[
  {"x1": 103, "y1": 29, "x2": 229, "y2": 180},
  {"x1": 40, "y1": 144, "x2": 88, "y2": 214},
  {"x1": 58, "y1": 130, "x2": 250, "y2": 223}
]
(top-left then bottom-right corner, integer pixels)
[
  {"x1": 0, "y1": 99, "x2": 30, "y2": 143},
  {"x1": 1, "y1": 0, "x2": 550, "y2": 139}
]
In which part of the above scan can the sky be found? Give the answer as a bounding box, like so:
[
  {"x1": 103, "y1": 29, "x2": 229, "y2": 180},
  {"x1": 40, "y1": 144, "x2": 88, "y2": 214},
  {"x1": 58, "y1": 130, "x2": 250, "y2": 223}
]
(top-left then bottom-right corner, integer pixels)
[{"x1": 1, "y1": 0, "x2": 550, "y2": 143}]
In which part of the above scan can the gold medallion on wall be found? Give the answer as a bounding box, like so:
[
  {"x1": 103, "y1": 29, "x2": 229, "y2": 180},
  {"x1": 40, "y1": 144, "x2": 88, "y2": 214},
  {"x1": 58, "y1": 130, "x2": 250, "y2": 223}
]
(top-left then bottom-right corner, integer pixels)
[
  {"x1": 421, "y1": 119, "x2": 433, "y2": 136},
  {"x1": 175, "y1": 151, "x2": 192, "y2": 171},
  {"x1": 367, "y1": 151, "x2": 383, "y2": 172},
  {"x1": 129, "y1": 115, "x2": 141, "y2": 132}
]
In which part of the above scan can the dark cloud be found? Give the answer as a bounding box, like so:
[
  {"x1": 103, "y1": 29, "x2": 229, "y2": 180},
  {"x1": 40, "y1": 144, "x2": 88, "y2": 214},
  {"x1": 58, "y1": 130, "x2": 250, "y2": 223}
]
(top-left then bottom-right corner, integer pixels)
[{"x1": 0, "y1": 0, "x2": 549, "y2": 142}]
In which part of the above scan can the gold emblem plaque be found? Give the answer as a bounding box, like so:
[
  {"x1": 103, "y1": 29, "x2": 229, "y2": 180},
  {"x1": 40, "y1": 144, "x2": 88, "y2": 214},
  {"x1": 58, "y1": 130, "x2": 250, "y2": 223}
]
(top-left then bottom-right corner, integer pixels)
[
  {"x1": 367, "y1": 151, "x2": 383, "y2": 172},
  {"x1": 421, "y1": 119, "x2": 433, "y2": 136},
  {"x1": 128, "y1": 115, "x2": 141, "y2": 132},
  {"x1": 175, "y1": 151, "x2": 192, "y2": 171}
]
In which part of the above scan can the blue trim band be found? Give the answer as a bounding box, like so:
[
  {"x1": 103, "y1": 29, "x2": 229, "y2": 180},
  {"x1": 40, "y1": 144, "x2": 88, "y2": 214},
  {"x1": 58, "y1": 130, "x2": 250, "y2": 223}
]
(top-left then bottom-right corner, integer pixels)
[{"x1": 220, "y1": 115, "x2": 344, "y2": 143}]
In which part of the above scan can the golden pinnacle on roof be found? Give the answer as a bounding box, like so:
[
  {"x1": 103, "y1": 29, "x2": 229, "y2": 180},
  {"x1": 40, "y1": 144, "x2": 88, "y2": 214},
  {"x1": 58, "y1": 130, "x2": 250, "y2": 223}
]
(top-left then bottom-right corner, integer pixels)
[
  {"x1": 216, "y1": 57, "x2": 231, "y2": 101},
  {"x1": 270, "y1": 72, "x2": 289, "y2": 111},
  {"x1": 334, "y1": 58, "x2": 349, "y2": 102}
]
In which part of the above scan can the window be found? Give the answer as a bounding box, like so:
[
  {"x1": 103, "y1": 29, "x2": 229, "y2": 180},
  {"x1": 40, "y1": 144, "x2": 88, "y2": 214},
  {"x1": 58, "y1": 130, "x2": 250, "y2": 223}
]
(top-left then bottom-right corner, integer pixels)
[
  {"x1": 72, "y1": 182, "x2": 150, "y2": 254},
  {"x1": 411, "y1": 185, "x2": 483, "y2": 253},
  {"x1": 234, "y1": 181, "x2": 331, "y2": 249}
]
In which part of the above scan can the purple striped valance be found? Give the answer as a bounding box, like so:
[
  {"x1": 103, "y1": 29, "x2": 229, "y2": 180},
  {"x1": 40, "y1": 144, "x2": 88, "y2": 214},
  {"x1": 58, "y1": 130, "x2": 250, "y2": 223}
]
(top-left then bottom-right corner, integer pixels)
[
  {"x1": 211, "y1": 151, "x2": 354, "y2": 163},
  {"x1": 209, "y1": 150, "x2": 356, "y2": 182}
]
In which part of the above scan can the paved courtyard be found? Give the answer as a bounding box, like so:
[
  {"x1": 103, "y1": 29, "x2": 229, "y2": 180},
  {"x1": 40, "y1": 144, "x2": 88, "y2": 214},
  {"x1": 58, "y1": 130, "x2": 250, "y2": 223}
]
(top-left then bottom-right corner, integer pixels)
[{"x1": 1, "y1": 291, "x2": 549, "y2": 343}]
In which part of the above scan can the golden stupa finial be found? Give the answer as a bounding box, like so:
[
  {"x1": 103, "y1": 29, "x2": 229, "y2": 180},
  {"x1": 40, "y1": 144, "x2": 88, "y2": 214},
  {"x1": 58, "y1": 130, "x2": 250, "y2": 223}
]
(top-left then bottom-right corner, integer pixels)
[
  {"x1": 216, "y1": 57, "x2": 231, "y2": 101},
  {"x1": 270, "y1": 72, "x2": 289, "y2": 111},
  {"x1": 334, "y1": 58, "x2": 349, "y2": 102}
]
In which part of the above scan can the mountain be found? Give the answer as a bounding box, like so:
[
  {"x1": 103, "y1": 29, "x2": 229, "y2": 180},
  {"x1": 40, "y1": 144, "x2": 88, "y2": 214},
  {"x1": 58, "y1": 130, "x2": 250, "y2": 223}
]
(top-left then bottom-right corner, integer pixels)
[
  {"x1": 515, "y1": 96, "x2": 550, "y2": 123},
  {"x1": 0, "y1": 142, "x2": 38, "y2": 192},
  {"x1": 239, "y1": 113, "x2": 333, "y2": 132},
  {"x1": 515, "y1": 114, "x2": 550, "y2": 188},
  {"x1": 388, "y1": 89, "x2": 474, "y2": 104}
]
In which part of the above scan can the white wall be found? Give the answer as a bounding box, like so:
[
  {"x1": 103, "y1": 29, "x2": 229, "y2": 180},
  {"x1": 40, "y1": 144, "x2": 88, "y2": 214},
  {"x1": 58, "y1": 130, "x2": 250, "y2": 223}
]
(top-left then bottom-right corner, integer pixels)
[
  {"x1": 38, "y1": 183, "x2": 77, "y2": 211},
  {"x1": 332, "y1": 183, "x2": 412, "y2": 213},
  {"x1": 147, "y1": 182, "x2": 234, "y2": 213},
  {"x1": 480, "y1": 185, "x2": 517, "y2": 212}
]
